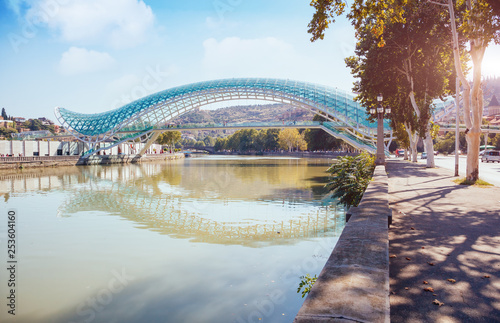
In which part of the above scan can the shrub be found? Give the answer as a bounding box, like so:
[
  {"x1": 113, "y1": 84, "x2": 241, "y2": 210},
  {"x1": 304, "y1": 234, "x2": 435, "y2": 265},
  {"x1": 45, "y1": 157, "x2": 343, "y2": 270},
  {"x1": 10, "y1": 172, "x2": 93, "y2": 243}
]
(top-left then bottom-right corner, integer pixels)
[{"x1": 325, "y1": 152, "x2": 375, "y2": 207}]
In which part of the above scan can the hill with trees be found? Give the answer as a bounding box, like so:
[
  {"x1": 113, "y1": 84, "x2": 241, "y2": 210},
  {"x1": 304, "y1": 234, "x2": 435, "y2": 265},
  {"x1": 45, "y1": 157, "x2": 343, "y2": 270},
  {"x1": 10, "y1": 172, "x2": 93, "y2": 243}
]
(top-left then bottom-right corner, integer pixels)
[{"x1": 170, "y1": 103, "x2": 315, "y2": 125}]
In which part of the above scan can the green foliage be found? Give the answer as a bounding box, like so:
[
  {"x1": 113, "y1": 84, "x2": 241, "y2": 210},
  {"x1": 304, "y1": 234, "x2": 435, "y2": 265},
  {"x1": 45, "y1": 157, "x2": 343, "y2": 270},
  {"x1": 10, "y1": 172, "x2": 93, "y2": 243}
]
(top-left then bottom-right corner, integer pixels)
[
  {"x1": 326, "y1": 152, "x2": 375, "y2": 207},
  {"x1": 278, "y1": 128, "x2": 307, "y2": 152},
  {"x1": 453, "y1": 178, "x2": 493, "y2": 187},
  {"x1": 194, "y1": 140, "x2": 205, "y2": 148},
  {"x1": 0, "y1": 126, "x2": 18, "y2": 138},
  {"x1": 297, "y1": 274, "x2": 318, "y2": 298},
  {"x1": 308, "y1": 0, "x2": 347, "y2": 41},
  {"x1": 157, "y1": 131, "x2": 182, "y2": 147},
  {"x1": 262, "y1": 129, "x2": 280, "y2": 151},
  {"x1": 214, "y1": 137, "x2": 227, "y2": 151},
  {"x1": 304, "y1": 115, "x2": 343, "y2": 151},
  {"x1": 433, "y1": 132, "x2": 466, "y2": 154},
  {"x1": 213, "y1": 129, "x2": 280, "y2": 153},
  {"x1": 308, "y1": 0, "x2": 459, "y2": 156},
  {"x1": 180, "y1": 138, "x2": 196, "y2": 147},
  {"x1": 203, "y1": 136, "x2": 216, "y2": 147},
  {"x1": 18, "y1": 118, "x2": 56, "y2": 134},
  {"x1": 493, "y1": 133, "x2": 500, "y2": 150}
]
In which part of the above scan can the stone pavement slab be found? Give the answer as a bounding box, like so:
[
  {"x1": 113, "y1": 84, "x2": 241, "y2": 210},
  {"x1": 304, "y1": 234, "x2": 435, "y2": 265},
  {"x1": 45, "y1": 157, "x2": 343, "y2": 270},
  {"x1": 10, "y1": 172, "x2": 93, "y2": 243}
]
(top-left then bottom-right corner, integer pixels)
[{"x1": 387, "y1": 160, "x2": 500, "y2": 322}]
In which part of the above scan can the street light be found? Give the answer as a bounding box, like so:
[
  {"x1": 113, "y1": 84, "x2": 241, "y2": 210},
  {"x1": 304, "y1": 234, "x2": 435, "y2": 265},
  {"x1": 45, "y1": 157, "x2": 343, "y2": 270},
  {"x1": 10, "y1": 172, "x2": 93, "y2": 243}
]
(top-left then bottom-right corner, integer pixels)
[{"x1": 371, "y1": 93, "x2": 391, "y2": 165}]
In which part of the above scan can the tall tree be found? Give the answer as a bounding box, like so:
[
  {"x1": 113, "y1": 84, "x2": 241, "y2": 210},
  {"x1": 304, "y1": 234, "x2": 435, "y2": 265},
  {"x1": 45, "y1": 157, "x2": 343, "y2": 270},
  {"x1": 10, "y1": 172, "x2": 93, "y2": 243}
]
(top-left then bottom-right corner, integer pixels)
[
  {"x1": 309, "y1": 0, "x2": 456, "y2": 167},
  {"x1": 278, "y1": 128, "x2": 307, "y2": 152},
  {"x1": 428, "y1": 0, "x2": 500, "y2": 180},
  {"x1": 157, "y1": 131, "x2": 182, "y2": 149},
  {"x1": 1, "y1": 108, "x2": 7, "y2": 120}
]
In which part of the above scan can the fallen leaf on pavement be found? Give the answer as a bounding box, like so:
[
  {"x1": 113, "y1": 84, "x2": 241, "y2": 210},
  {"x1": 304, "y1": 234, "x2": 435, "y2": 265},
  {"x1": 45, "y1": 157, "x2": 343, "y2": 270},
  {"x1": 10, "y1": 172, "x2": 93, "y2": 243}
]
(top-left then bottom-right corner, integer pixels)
[
  {"x1": 424, "y1": 287, "x2": 434, "y2": 292},
  {"x1": 432, "y1": 299, "x2": 444, "y2": 306},
  {"x1": 410, "y1": 227, "x2": 415, "y2": 230},
  {"x1": 406, "y1": 257, "x2": 411, "y2": 261},
  {"x1": 390, "y1": 255, "x2": 397, "y2": 258},
  {"x1": 484, "y1": 275, "x2": 490, "y2": 278},
  {"x1": 447, "y1": 279, "x2": 456, "y2": 283},
  {"x1": 405, "y1": 287, "x2": 409, "y2": 290},
  {"x1": 423, "y1": 281, "x2": 429, "y2": 284},
  {"x1": 428, "y1": 262, "x2": 435, "y2": 266}
]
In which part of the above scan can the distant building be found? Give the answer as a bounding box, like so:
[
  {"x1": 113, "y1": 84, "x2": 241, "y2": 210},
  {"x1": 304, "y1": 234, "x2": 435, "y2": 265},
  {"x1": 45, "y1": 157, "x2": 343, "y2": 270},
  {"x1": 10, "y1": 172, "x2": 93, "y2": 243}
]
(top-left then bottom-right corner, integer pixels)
[
  {"x1": 16, "y1": 127, "x2": 30, "y2": 133},
  {"x1": 38, "y1": 117, "x2": 54, "y2": 125},
  {"x1": 485, "y1": 95, "x2": 500, "y2": 116},
  {"x1": 0, "y1": 118, "x2": 14, "y2": 128},
  {"x1": 13, "y1": 117, "x2": 26, "y2": 123}
]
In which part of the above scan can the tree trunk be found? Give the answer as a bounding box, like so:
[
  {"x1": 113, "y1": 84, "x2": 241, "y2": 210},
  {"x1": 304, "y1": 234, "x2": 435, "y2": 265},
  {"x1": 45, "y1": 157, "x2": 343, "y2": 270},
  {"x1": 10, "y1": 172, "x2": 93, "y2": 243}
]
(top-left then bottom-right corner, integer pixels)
[
  {"x1": 405, "y1": 124, "x2": 419, "y2": 162},
  {"x1": 445, "y1": 0, "x2": 482, "y2": 181},
  {"x1": 466, "y1": 44, "x2": 485, "y2": 181}
]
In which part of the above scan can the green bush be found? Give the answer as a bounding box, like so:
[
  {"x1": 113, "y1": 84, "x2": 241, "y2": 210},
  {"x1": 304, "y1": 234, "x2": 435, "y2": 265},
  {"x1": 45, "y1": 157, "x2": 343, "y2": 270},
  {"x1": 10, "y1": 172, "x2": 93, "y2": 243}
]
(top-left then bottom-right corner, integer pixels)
[{"x1": 325, "y1": 152, "x2": 375, "y2": 207}]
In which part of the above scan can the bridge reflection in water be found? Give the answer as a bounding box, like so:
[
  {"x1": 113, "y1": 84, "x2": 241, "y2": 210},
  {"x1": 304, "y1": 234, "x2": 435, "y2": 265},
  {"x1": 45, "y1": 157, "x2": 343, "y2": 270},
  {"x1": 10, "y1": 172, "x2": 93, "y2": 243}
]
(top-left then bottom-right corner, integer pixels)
[
  {"x1": 54, "y1": 158, "x2": 345, "y2": 246},
  {"x1": 0, "y1": 157, "x2": 347, "y2": 323}
]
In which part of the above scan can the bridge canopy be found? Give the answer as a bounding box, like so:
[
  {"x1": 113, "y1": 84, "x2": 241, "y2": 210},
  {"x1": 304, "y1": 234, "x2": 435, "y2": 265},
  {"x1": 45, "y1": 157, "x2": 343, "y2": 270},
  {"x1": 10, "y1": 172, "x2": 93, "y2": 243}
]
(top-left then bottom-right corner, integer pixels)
[{"x1": 55, "y1": 78, "x2": 392, "y2": 156}]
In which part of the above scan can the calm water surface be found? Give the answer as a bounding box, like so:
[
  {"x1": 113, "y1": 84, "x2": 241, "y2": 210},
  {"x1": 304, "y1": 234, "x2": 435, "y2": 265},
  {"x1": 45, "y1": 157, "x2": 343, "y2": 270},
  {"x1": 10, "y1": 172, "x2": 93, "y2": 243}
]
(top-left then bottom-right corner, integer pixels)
[{"x1": 0, "y1": 156, "x2": 345, "y2": 323}]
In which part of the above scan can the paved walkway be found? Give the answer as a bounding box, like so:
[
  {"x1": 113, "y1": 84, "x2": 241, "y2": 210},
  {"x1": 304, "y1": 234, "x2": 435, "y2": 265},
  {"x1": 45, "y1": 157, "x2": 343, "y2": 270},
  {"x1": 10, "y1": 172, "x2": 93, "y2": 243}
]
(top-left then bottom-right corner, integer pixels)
[{"x1": 386, "y1": 160, "x2": 500, "y2": 322}]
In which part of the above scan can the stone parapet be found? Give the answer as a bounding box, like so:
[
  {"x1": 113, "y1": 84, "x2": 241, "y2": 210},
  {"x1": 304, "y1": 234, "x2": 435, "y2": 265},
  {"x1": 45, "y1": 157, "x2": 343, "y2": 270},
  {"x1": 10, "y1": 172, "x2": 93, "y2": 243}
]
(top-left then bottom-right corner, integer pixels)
[{"x1": 294, "y1": 165, "x2": 390, "y2": 323}]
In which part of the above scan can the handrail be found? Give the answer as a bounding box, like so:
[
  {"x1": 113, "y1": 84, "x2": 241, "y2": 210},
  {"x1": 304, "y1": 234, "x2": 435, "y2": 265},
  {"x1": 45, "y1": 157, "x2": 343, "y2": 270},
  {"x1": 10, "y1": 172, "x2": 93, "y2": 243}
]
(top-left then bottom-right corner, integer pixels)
[{"x1": 0, "y1": 156, "x2": 80, "y2": 162}]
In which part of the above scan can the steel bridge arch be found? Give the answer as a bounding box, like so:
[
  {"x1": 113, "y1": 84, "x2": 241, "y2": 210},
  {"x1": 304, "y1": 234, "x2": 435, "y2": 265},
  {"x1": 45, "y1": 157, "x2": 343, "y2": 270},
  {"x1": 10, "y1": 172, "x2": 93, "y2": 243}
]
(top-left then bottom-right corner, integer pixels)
[{"x1": 55, "y1": 78, "x2": 391, "y2": 156}]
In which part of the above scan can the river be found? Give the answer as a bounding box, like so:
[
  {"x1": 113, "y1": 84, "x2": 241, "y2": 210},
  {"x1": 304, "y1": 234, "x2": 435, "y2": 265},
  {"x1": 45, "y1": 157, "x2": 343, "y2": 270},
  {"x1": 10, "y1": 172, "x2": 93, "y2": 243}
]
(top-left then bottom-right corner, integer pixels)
[{"x1": 0, "y1": 156, "x2": 346, "y2": 323}]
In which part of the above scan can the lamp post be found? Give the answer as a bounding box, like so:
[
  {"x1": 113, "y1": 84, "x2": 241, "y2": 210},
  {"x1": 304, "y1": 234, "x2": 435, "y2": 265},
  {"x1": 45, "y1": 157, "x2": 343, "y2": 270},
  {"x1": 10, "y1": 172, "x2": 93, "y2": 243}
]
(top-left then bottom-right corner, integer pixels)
[{"x1": 370, "y1": 93, "x2": 391, "y2": 165}]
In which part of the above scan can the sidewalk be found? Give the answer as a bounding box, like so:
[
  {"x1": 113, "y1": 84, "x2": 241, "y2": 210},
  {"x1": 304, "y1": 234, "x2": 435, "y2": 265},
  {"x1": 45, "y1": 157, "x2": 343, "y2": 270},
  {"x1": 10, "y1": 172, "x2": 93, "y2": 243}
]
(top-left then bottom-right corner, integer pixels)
[{"x1": 386, "y1": 160, "x2": 500, "y2": 322}]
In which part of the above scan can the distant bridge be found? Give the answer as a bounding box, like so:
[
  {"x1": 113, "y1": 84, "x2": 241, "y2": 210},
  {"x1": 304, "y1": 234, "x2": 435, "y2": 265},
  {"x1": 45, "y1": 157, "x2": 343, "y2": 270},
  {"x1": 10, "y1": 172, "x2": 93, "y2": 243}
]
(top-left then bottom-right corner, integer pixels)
[
  {"x1": 182, "y1": 146, "x2": 215, "y2": 153},
  {"x1": 55, "y1": 78, "x2": 393, "y2": 157},
  {"x1": 436, "y1": 124, "x2": 500, "y2": 134}
]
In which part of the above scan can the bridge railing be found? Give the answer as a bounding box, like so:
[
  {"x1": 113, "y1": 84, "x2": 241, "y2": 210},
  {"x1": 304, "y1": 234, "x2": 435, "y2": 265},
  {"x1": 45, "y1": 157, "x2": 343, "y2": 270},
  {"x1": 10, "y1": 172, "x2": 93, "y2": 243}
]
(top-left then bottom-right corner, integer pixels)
[
  {"x1": 0, "y1": 156, "x2": 81, "y2": 162},
  {"x1": 437, "y1": 123, "x2": 500, "y2": 131},
  {"x1": 153, "y1": 120, "x2": 344, "y2": 129}
]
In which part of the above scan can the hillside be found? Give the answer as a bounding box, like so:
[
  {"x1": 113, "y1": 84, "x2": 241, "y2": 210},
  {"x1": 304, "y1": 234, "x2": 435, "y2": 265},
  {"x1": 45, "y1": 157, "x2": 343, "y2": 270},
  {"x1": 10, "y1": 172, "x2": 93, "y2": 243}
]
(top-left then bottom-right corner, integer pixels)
[{"x1": 170, "y1": 103, "x2": 315, "y2": 125}]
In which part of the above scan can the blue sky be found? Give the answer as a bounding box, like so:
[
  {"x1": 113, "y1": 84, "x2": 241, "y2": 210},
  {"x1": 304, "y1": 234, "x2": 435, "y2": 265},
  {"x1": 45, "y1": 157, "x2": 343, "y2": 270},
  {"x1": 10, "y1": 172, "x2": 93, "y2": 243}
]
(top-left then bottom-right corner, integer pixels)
[{"x1": 0, "y1": 0, "x2": 499, "y2": 120}]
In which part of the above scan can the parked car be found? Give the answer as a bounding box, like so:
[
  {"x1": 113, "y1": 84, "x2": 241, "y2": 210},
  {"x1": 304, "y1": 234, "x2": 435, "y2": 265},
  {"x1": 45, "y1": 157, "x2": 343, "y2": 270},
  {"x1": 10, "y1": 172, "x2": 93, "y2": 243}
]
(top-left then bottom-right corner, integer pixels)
[
  {"x1": 481, "y1": 150, "x2": 500, "y2": 163},
  {"x1": 421, "y1": 152, "x2": 427, "y2": 159}
]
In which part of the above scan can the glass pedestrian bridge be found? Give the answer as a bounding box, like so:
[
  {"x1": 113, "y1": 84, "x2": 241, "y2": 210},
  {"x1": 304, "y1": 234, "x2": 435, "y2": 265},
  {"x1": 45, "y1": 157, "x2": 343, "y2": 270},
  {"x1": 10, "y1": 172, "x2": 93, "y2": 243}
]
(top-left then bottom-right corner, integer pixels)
[{"x1": 55, "y1": 78, "x2": 393, "y2": 157}]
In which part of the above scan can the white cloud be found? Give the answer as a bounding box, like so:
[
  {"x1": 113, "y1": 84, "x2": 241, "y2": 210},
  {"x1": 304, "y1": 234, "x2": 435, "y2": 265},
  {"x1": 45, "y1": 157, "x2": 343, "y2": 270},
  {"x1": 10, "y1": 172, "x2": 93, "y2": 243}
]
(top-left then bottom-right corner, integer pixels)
[
  {"x1": 202, "y1": 37, "x2": 298, "y2": 78},
  {"x1": 6, "y1": 0, "x2": 24, "y2": 16},
  {"x1": 105, "y1": 64, "x2": 179, "y2": 109},
  {"x1": 25, "y1": 0, "x2": 155, "y2": 49},
  {"x1": 58, "y1": 47, "x2": 116, "y2": 75}
]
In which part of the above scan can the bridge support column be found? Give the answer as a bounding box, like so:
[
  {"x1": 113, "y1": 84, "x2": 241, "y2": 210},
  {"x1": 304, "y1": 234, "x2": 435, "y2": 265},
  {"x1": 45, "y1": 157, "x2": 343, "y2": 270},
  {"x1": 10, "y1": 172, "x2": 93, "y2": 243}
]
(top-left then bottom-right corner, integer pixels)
[{"x1": 138, "y1": 132, "x2": 160, "y2": 156}]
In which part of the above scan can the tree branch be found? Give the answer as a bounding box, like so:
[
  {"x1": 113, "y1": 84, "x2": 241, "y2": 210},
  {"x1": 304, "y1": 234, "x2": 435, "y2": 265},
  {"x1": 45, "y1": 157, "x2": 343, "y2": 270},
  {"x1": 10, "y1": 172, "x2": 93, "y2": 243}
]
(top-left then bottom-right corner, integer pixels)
[{"x1": 427, "y1": 0, "x2": 448, "y2": 7}]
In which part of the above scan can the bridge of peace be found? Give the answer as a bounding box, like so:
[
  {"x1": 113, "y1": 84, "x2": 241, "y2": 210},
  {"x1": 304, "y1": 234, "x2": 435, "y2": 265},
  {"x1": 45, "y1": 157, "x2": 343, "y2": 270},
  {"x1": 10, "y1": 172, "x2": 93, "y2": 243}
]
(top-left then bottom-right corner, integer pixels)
[{"x1": 55, "y1": 77, "x2": 394, "y2": 158}]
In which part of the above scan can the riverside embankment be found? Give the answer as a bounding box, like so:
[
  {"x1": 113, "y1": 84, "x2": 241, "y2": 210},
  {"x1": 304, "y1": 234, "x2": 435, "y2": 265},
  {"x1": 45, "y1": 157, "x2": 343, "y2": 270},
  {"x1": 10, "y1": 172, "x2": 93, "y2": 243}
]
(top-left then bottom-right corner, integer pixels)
[
  {"x1": 295, "y1": 165, "x2": 391, "y2": 322},
  {"x1": 0, "y1": 153, "x2": 184, "y2": 170}
]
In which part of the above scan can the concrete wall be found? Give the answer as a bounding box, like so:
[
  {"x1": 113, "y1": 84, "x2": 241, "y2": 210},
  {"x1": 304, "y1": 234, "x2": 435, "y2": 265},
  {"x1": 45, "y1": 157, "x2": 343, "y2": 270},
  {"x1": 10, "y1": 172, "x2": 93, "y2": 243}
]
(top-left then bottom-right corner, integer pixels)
[
  {"x1": 11, "y1": 141, "x2": 22, "y2": 156},
  {"x1": 294, "y1": 165, "x2": 390, "y2": 323},
  {"x1": 0, "y1": 140, "x2": 164, "y2": 157},
  {"x1": 0, "y1": 140, "x2": 81, "y2": 156}
]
